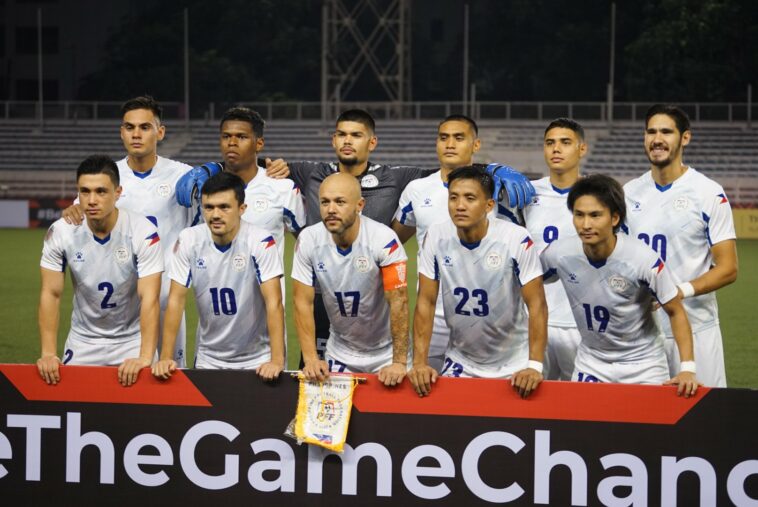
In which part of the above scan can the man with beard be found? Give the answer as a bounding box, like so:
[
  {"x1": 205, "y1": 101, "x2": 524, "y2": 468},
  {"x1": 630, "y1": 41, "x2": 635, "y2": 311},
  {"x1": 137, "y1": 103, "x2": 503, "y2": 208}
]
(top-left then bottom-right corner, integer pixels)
[
  {"x1": 292, "y1": 173, "x2": 410, "y2": 387},
  {"x1": 623, "y1": 104, "x2": 738, "y2": 387}
]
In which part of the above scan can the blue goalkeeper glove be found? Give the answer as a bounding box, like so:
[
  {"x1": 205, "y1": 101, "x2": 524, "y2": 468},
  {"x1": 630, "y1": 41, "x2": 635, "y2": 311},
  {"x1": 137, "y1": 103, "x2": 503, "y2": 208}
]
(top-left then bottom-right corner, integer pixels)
[
  {"x1": 485, "y1": 163, "x2": 535, "y2": 209},
  {"x1": 175, "y1": 162, "x2": 223, "y2": 207}
]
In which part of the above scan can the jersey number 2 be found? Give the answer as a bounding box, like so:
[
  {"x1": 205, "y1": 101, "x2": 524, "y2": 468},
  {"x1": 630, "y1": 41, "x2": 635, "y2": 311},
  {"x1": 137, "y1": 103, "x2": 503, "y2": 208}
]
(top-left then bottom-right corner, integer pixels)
[{"x1": 98, "y1": 282, "x2": 116, "y2": 309}]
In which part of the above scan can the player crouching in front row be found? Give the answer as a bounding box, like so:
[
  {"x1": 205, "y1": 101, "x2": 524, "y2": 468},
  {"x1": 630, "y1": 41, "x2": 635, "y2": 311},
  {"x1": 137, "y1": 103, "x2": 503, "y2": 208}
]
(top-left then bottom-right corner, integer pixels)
[
  {"x1": 152, "y1": 172, "x2": 285, "y2": 380},
  {"x1": 409, "y1": 165, "x2": 548, "y2": 398},
  {"x1": 540, "y1": 175, "x2": 699, "y2": 397}
]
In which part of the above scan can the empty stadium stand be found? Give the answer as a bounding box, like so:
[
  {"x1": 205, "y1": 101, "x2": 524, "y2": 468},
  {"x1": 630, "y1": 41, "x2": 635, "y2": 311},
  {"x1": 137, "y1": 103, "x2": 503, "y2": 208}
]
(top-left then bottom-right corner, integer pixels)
[{"x1": 1, "y1": 120, "x2": 756, "y2": 205}]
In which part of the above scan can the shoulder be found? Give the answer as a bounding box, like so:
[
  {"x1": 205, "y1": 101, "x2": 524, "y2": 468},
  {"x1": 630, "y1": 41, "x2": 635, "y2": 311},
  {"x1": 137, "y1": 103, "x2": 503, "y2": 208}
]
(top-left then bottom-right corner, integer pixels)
[
  {"x1": 531, "y1": 176, "x2": 552, "y2": 194},
  {"x1": 491, "y1": 216, "x2": 531, "y2": 239},
  {"x1": 157, "y1": 156, "x2": 192, "y2": 173},
  {"x1": 362, "y1": 215, "x2": 396, "y2": 237},
  {"x1": 45, "y1": 218, "x2": 78, "y2": 240},
  {"x1": 622, "y1": 172, "x2": 651, "y2": 194},
  {"x1": 685, "y1": 167, "x2": 726, "y2": 194},
  {"x1": 257, "y1": 169, "x2": 298, "y2": 192}
]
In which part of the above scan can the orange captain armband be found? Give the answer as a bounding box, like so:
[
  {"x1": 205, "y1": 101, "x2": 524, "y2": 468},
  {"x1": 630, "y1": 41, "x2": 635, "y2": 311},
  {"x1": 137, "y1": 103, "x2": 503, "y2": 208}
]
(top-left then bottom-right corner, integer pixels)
[{"x1": 381, "y1": 261, "x2": 408, "y2": 291}]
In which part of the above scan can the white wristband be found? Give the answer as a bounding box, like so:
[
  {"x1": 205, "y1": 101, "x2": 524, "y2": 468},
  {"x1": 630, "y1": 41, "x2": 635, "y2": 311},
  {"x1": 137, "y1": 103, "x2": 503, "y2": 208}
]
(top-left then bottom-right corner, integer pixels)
[
  {"x1": 680, "y1": 361, "x2": 696, "y2": 374},
  {"x1": 527, "y1": 360, "x2": 543, "y2": 374},
  {"x1": 678, "y1": 282, "x2": 695, "y2": 299}
]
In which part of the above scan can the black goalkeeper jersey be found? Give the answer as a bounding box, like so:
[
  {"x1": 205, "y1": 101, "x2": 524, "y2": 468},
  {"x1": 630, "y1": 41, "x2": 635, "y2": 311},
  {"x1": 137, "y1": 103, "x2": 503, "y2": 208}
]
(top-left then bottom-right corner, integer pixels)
[{"x1": 288, "y1": 161, "x2": 435, "y2": 226}]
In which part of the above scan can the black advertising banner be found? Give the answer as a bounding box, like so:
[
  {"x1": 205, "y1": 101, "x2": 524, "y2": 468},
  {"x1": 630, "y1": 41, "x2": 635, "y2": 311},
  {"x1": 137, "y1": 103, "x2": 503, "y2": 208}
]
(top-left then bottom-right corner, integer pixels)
[
  {"x1": 28, "y1": 199, "x2": 74, "y2": 228},
  {"x1": 0, "y1": 364, "x2": 756, "y2": 506}
]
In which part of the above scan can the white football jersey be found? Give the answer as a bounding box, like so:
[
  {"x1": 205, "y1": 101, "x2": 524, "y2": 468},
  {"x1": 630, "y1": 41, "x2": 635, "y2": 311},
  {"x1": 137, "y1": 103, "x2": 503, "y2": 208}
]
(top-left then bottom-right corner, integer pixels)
[
  {"x1": 541, "y1": 233, "x2": 678, "y2": 363},
  {"x1": 623, "y1": 167, "x2": 736, "y2": 335},
  {"x1": 292, "y1": 216, "x2": 408, "y2": 357},
  {"x1": 40, "y1": 209, "x2": 164, "y2": 342},
  {"x1": 168, "y1": 221, "x2": 283, "y2": 366},
  {"x1": 418, "y1": 219, "x2": 542, "y2": 371},
  {"x1": 521, "y1": 177, "x2": 577, "y2": 328},
  {"x1": 116, "y1": 156, "x2": 194, "y2": 261},
  {"x1": 240, "y1": 167, "x2": 305, "y2": 260}
]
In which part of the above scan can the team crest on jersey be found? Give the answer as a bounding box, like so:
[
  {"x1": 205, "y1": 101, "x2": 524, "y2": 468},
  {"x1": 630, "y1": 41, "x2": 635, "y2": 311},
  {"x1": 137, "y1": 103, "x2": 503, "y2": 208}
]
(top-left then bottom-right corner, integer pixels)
[
  {"x1": 196, "y1": 258, "x2": 207, "y2": 270},
  {"x1": 631, "y1": 201, "x2": 642, "y2": 212},
  {"x1": 651, "y1": 258, "x2": 665, "y2": 275},
  {"x1": 156, "y1": 183, "x2": 171, "y2": 198},
  {"x1": 253, "y1": 198, "x2": 269, "y2": 212},
  {"x1": 232, "y1": 254, "x2": 247, "y2": 272},
  {"x1": 316, "y1": 261, "x2": 327, "y2": 273},
  {"x1": 360, "y1": 174, "x2": 379, "y2": 188},
  {"x1": 114, "y1": 246, "x2": 130, "y2": 264},
  {"x1": 443, "y1": 255, "x2": 453, "y2": 267},
  {"x1": 73, "y1": 251, "x2": 85, "y2": 263},
  {"x1": 673, "y1": 196, "x2": 689, "y2": 211},
  {"x1": 718, "y1": 193, "x2": 728, "y2": 204},
  {"x1": 521, "y1": 236, "x2": 534, "y2": 250},
  {"x1": 485, "y1": 251, "x2": 503, "y2": 270},
  {"x1": 354, "y1": 256, "x2": 371, "y2": 273},
  {"x1": 608, "y1": 275, "x2": 629, "y2": 293}
]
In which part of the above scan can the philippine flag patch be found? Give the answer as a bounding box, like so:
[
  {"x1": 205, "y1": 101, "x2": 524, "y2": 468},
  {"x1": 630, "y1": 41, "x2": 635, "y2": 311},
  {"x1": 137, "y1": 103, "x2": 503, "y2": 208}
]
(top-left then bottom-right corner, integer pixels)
[
  {"x1": 652, "y1": 258, "x2": 665, "y2": 275},
  {"x1": 718, "y1": 193, "x2": 728, "y2": 204},
  {"x1": 383, "y1": 239, "x2": 399, "y2": 256},
  {"x1": 521, "y1": 236, "x2": 534, "y2": 250},
  {"x1": 146, "y1": 232, "x2": 160, "y2": 246},
  {"x1": 262, "y1": 235, "x2": 276, "y2": 249}
]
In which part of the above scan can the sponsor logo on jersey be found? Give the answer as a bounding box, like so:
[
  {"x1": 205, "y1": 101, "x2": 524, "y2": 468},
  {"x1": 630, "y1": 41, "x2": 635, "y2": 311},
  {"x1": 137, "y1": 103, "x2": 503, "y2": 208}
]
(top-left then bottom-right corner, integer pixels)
[
  {"x1": 196, "y1": 258, "x2": 207, "y2": 270},
  {"x1": 485, "y1": 251, "x2": 502, "y2": 270},
  {"x1": 156, "y1": 183, "x2": 171, "y2": 198},
  {"x1": 361, "y1": 174, "x2": 379, "y2": 188},
  {"x1": 521, "y1": 236, "x2": 534, "y2": 250},
  {"x1": 443, "y1": 255, "x2": 453, "y2": 267},
  {"x1": 354, "y1": 256, "x2": 370, "y2": 273},
  {"x1": 568, "y1": 272, "x2": 579, "y2": 284},
  {"x1": 114, "y1": 246, "x2": 130, "y2": 264},
  {"x1": 253, "y1": 198, "x2": 269, "y2": 212},
  {"x1": 422, "y1": 197, "x2": 433, "y2": 207},
  {"x1": 631, "y1": 201, "x2": 642, "y2": 212},
  {"x1": 316, "y1": 261, "x2": 327, "y2": 273},
  {"x1": 652, "y1": 258, "x2": 665, "y2": 275},
  {"x1": 608, "y1": 275, "x2": 629, "y2": 292},
  {"x1": 261, "y1": 236, "x2": 276, "y2": 249},
  {"x1": 146, "y1": 232, "x2": 160, "y2": 246},
  {"x1": 232, "y1": 254, "x2": 246, "y2": 272},
  {"x1": 673, "y1": 196, "x2": 689, "y2": 211},
  {"x1": 718, "y1": 193, "x2": 728, "y2": 204},
  {"x1": 73, "y1": 251, "x2": 85, "y2": 263},
  {"x1": 383, "y1": 239, "x2": 399, "y2": 256}
]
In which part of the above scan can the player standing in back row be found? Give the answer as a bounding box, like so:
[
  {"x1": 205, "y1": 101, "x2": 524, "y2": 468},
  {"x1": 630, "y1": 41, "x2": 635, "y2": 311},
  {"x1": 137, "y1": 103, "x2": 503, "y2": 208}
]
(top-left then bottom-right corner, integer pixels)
[
  {"x1": 623, "y1": 104, "x2": 738, "y2": 387},
  {"x1": 61, "y1": 96, "x2": 193, "y2": 367}
]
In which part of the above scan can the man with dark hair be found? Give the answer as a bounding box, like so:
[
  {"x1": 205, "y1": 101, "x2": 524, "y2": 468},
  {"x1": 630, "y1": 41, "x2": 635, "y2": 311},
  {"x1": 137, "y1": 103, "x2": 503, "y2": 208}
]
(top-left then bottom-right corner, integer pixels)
[
  {"x1": 391, "y1": 114, "x2": 484, "y2": 370},
  {"x1": 502, "y1": 117, "x2": 589, "y2": 380},
  {"x1": 38, "y1": 155, "x2": 163, "y2": 387},
  {"x1": 541, "y1": 175, "x2": 699, "y2": 396},
  {"x1": 624, "y1": 104, "x2": 738, "y2": 387},
  {"x1": 62, "y1": 95, "x2": 194, "y2": 367},
  {"x1": 152, "y1": 172, "x2": 285, "y2": 378},
  {"x1": 176, "y1": 106, "x2": 304, "y2": 263},
  {"x1": 409, "y1": 165, "x2": 547, "y2": 398}
]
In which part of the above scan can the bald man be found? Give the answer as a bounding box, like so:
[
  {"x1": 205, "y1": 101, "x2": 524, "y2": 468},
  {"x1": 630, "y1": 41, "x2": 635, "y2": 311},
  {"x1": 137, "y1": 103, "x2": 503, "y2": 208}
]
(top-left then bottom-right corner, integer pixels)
[{"x1": 292, "y1": 173, "x2": 410, "y2": 386}]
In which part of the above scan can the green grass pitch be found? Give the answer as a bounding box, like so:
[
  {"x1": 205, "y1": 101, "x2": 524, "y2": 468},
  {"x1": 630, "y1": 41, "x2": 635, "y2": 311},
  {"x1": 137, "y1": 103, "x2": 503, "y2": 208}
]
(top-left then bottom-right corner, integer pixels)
[{"x1": 1, "y1": 229, "x2": 755, "y2": 388}]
